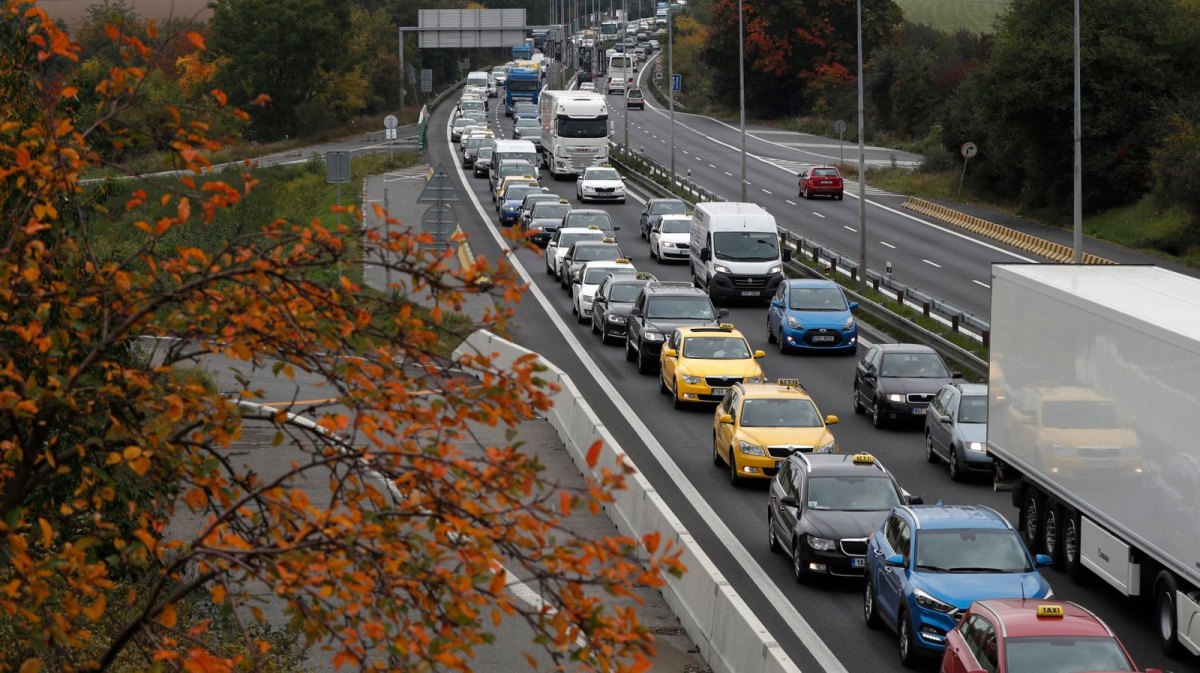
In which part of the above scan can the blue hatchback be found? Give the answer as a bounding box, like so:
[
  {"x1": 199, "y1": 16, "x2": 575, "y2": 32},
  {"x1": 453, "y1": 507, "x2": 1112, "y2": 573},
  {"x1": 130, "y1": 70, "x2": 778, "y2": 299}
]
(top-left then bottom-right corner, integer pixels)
[
  {"x1": 863, "y1": 504, "x2": 1053, "y2": 668},
  {"x1": 766, "y1": 279, "x2": 858, "y2": 355}
]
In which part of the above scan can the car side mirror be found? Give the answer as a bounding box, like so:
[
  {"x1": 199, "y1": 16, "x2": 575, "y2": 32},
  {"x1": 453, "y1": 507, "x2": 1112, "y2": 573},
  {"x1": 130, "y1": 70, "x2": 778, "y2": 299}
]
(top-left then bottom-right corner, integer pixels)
[
  {"x1": 781, "y1": 249, "x2": 792, "y2": 262},
  {"x1": 885, "y1": 553, "x2": 905, "y2": 567},
  {"x1": 629, "y1": 307, "x2": 642, "y2": 317},
  {"x1": 700, "y1": 248, "x2": 711, "y2": 261},
  {"x1": 906, "y1": 494, "x2": 924, "y2": 505},
  {"x1": 753, "y1": 350, "x2": 766, "y2": 359},
  {"x1": 662, "y1": 347, "x2": 677, "y2": 358},
  {"x1": 718, "y1": 413, "x2": 733, "y2": 424},
  {"x1": 952, "y1": 371, "x2": 963, "y2": 379},
  {"x1": 825, "y1": 415, "x2": 839, "y2": 425},
  {"x1": 848, "y1": 301, "x2": 859, "y2": 311},
  {"x1": 614, "y1": 226, "x2": 621, "y2": 231},
  {"x1": 1035, "y1": 554, "x2": 1053, "y2": 567},
  {"x1": 939, "y1": 414, "x2": 951, "y2": 424},
  {"x1": 717, "y1": 309, "x2": 729, "y2": 319},
  {"x1": 779, "y1": 495, "x2": 797, "y2": 508}
]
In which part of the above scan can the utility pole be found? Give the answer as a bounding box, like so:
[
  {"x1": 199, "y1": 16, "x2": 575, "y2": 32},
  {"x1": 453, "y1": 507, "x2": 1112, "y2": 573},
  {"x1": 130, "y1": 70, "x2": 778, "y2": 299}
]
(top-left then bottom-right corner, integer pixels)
[
  {"x1": 738, "y1": 0, "x2": 746, "y2": 201},
  {"x1": 623, "y1": 0, "x2": 629, "y2": 150},
  {"x1": 856, "y1": 0, "x2": 867, "y2": 286},
  {"x1": 1072, "y1": 0, "x2": 1083, "y2": 263},
  {"x1": 668, "y1": 3, "x2": 675, "y2": 181}
]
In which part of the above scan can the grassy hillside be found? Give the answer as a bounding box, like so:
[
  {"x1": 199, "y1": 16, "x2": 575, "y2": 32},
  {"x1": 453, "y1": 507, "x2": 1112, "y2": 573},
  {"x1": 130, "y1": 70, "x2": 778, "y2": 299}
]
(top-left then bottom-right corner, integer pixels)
[{"x1": 896, "y1": 0, "x2": 1008, "y2": 33}]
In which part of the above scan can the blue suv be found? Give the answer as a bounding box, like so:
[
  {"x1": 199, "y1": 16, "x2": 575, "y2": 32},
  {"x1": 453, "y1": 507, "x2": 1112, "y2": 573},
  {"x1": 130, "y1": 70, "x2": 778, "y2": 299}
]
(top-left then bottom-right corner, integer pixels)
[
  {"x1": 766, "y1": 279, "x2": 858, "y2": 355},
  {"x1": 863, "y1": 505, "x2": 1053, "y2": 668}
]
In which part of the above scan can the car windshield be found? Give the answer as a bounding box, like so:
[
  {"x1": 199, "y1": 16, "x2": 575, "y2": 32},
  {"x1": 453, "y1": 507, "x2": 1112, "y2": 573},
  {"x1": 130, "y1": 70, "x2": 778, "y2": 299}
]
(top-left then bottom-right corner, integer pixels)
[
  {"x1": 586, "y1": 168, "x2": 621, "y2": 181},
  {"x1": 660, "y1": 219, "x2": 691, "y2": 234},
  {"x1": 1004, "y1": 637, "x2": 1133, "y2": 673},
  {"x1": 813, "y1": 168, "x2": 840, "y2": 177},
  {"x1": 516, "y1": 118, "x2": 540, "y2": 128},
  {"x1": 584, "y1": 267, "x2": 632, "y2": 284},
  {"x1": 566, "y1": 213, "x2": 612, "y2": 229},
  {"x1": 789, "y1": 286, "x2": 848, "y2": 311},
  {"x1": 478, "y1": 149, "x2": 494, "y2": 161},
  {"x1": 504, "y1": 186, "x2": 539, "y2": 202},
  {"x1": 558, "y1": 232, "x2": 604, "y2": 248},
  {"x1": 740, "y1": 398, "x2": 822, "y2": 428},
  {"x1": 650, "y1": 200, "x2": 687, "y2": 215},
  {"x1": 515, "y1": 104, "x2": 538, "y2": 115},
  {"x1": 958, "y1": 396, "x2": 987, "y2": 423},
  {"x1": 573, "y1": 246, "x2": 620, "y2": 262},
  {"x1": 454, "y1": 119, "x2": 469, "y2": 129},
  {"x1": 509, "y1": 79, "x2": 540, "y2": 92},
  {"x1": 713, "y1": 231, "x2": 779, "y2": 262},
  {"x1": 646, "y1": 297, "x2": 715, "y2": 320},
  {"x1": 558, "y1": 117, "x2": 608, "y2": 138},
  {"x1": 806, "y1": 477, "x2": 902, "y2": 511},
  {"x1": 609, "y1": 284, "x2": 643, "y2": 302},
  {"x1": 533, "y1": 204, "x2": 570, "y2": 219},
  {"x1": 461, "y1": 101, "x2": 484, "y2": 111},
  {"x1": 683, "y1": 336, "x2": 751, "y2": 359},
  {"x1": 880, "y1": 352, "x2": 950, "y2": 378},
  {"x1": 1041, "y1": 400, "x2": 1121, "y2": 429},
  {"x1": 914, "y1": 529, "x2": 1032, "y2": 573}
]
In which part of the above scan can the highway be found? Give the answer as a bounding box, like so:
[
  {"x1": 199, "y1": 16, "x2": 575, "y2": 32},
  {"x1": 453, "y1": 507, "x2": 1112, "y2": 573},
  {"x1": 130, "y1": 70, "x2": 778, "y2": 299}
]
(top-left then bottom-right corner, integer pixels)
[{"x1": 430, "y1": 73, "x2": 1184, "y2": 673}]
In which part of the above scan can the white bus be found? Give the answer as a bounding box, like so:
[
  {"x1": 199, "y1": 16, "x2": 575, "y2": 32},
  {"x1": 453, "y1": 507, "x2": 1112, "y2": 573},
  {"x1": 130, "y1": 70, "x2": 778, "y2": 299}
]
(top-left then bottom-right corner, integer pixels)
[{"x1": 606, "y1": 53, "x2": 635, "y2": 94}]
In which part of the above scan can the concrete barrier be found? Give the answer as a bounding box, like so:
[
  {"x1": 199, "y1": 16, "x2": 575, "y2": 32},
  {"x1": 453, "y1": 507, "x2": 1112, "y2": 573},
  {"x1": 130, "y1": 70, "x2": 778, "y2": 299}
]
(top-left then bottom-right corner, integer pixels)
[{"x1": 452, "y1": 329, "x2": 801, "y2": 673}]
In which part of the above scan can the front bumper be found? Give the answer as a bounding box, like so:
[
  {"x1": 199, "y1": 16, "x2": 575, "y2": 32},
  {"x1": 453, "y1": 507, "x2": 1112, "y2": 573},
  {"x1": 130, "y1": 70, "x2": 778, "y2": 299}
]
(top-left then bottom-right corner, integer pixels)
[
  {"x1": 907, "y1": 602, "x2": 956, "y2": 653},
  {"x1": 876, "y1": 398, "x2": 931, "y2": 421},
  {"x1": 673, "y1": 377, "x2": 742, "y2": 404},
  {"x1": 728, "y1": 450, "x2": 779, "y2": 480},
  {"x1": 780, "y1": 325, "x2": 858, "y2": 352},
  {"x1": 796, "y1": 541, "x2": 869, "y2": 577},
  {"x1": 600, "y1": 318, "x2": 627, "y2": 336},
  {"x1": 709, "y1": 272, "x2": 784, "y2": 300},
  {"x1": 582, "y1": 189, "x2": 625, "y2": 201},
  {"x1": 500, "y1": 209, "x2": 521, "y2": 225},
  {"x1": 657, "y1": 243, "x2": 689, "y2": 259}
]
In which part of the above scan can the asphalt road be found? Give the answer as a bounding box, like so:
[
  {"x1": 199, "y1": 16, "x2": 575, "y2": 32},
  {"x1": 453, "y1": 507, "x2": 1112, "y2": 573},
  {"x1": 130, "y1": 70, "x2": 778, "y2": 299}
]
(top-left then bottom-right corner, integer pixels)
[{"x1": 430, "y1": 79, "x2": 1189, "y2": 673}]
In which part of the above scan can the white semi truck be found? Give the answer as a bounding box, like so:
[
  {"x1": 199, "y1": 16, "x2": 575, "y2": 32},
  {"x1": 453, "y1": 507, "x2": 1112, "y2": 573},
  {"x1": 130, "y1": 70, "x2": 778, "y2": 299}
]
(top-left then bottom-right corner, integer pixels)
[
  {"x1": 538, "y1": 90, "x2": 610, "y2": 179},
  {"x1": 988, "y1": 264, "x2": 1200, "y2": 658}
]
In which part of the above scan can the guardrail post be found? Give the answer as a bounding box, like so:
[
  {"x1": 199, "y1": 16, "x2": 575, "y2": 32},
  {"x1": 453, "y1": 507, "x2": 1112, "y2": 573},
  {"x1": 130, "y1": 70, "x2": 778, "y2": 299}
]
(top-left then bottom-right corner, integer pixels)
[
  {"x1": 951, "y1": 314, "x2": 961, "y2": 333},
  {"x1": 812, "y1": 247, "x2": 820, "y2": 263},
  {"x1": 982, "y1": 330, "x2": 990, "y2": 348},
  {"x1": 850, "y1": 265, "x2": 858, "y2": 282},
  {"x1": 873, "y1": 276, "x2": 880, "y2": 292},
  {"x1": 896, "y1": 289, "x2": 905, "y2": 305},
  {"x1": 922, "y1": 301, "x2": 931, "y2": 318},
  {"x1": 829, "y1": 257, "x2": 838, "y2": 275}
]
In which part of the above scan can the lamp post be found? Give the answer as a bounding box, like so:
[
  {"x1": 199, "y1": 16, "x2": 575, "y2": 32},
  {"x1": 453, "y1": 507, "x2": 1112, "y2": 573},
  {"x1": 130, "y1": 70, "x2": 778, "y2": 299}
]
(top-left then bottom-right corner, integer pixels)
[
  {"x1": 856, "y1": 0, "x2": 867, "y2": 286},
  {"x1": 669, "y1": 3, "x2": 675, "y2": 180},
  {"x1": 1072, "y1": 0, "x2": 1082, "y2": 262},
  {"x1": 623, "y1": 0, "x2": 629, "y2": 149},
  {"x1": 738, "y1": 0, "x2": 746, "y2": 201}
]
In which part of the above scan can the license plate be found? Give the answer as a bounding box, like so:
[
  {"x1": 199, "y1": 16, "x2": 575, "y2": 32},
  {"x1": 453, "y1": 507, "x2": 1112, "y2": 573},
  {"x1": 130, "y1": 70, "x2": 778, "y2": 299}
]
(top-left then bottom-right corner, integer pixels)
[
  {"x1": 812, "y1": 335, "x2": 835, "y2": 342},
  {"x1": 710, "y1": 387, "x2": 729, "y2": 397},
  {"x1": 740, "y1": 290, "x2": 759, "y2": 296},
  {"x1": 821, "y1": 180, "x2": 833, "y2": 185},
  {"x1": 912, "y1": 407, "x2": 926, "y2": 415},
  {"x1": 851, "y1": 557, "x2": 865, "y2": 569}
]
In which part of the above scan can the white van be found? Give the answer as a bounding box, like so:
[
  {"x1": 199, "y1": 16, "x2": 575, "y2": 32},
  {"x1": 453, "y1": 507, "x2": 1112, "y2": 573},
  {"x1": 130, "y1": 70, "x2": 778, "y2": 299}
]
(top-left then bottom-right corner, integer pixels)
[
  {"x1": 490, "y1": 139, "x2": 540, "y2": 179},
  {"x1": 689, "y1": 202, "x2": 789, "y2": 303},
  {"x1": 466, "y1": 71, "x2": 490, "y2": 90}
]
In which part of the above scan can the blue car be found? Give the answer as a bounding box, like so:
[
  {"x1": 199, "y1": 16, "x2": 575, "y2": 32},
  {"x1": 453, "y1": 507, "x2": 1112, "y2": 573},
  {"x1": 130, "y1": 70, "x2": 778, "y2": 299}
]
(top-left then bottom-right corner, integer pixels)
[
  {"x1": 863, "y1": 504, "x2": 1053, "y2": 668},
  {"x1": 766, "y1": 279, "x2": 858, "y2": 355},
  {"x1": 499, "y1": 186, "x2": 544, "y2": 227}
]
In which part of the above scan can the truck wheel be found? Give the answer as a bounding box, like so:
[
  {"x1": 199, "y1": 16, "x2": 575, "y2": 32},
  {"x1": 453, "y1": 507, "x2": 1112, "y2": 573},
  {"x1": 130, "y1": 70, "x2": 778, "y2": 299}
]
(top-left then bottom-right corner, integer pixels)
[
  {"x1": 1062, "y1": 510, "x2": 1084, "y2": 580},
  {"x1": 1019, "y1": 488, "x2": 1045, "y2": 552},
  {"x1": 1155, "y1": 571, "x2": 1185, "y2": 658},
  {"x1": 1042, "y1": 502, "x2": 1063, "y2": 567}
]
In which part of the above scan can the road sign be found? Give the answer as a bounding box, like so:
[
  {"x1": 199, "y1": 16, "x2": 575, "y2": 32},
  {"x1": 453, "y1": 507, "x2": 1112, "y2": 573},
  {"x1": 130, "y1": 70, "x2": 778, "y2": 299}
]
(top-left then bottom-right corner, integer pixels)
[
  {"x1": 671, "y1": 74, "x2": 681, "y2": 92},
  {"x1": 420, "y1": 204, "x2": 458, "y2": 249},
  {"x1": 384, "y1": 115, "x2": 398, "y2": 129},
  {"x1": 417, "y1": 164, "x2": 460, "y2": 204},
  {"x1": 325, "y1": 151, "x2": 350, "y2": 184},
  {"x1": 834, "y1": 120, "x2": 847, "y2": 135},
  {"x1": 420, "y1": 69, "x2": 433, "y2": 93},
  {"x1": 385, "y1": 128, "x2": 397, "y2": 140},
  {"x1": 961, "y1": 141, "x2": 978, "y2": 159}
]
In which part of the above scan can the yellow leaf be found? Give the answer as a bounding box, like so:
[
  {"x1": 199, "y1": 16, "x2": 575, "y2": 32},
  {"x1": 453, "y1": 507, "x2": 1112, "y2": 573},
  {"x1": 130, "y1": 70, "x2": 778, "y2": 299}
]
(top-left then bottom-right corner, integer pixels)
[
  {"x1": 83, "y1": 594, "x2": 106, "y2": 621},
  {"x1": 38, "y1": 518, "x2": 52, "y2": 549},
  {"x1": 159, "y1": 603, "x2": 177, "y2": 628}
]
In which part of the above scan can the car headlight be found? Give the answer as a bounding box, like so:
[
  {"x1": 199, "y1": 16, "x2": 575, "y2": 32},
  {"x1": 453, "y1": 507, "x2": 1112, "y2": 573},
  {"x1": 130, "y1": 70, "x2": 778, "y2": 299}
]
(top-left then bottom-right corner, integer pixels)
[
  {"x1": 1048, "y1": 443, "x2": 1073, "y2": 457},
  {"x1": 661, "y1": 241, "x2": 674, "y2": 248},
  {"x1": 842, "y1": 316, "x2": 856, "y2": 331},
  {"x1": 817, "y1": 438, "x2": 837, "y2": 453},
  {"x1": 738, "y1": 440, "x2": 766, "y2": 456},
  {"x1": 786, "y1": 315, "x2": 802, "y2": 329},
  {"x1": 768, "y1": 264, "x2": 782, "y2": 274},
  {"x1": 643, "y1": 331, "x2": 665, "y2": 342},
  {"x1": 807, "y1": 535, "x2": 836, "y2": 551},
  {"x1": 886, "y1": 394, "x2": 906, "y2": 403},
  {"x1": 681, "y1": 375, "x2": 701, "y2": 384},
  {"x1": 607, "y1": 314, "x2": 625, "y2": 323},
  {"x1": 914, "y1": 589, "x2": 956, "y2": 614},
  {"x1": 713, "y1": 264, "x2": 731, "y2": 274},
  {"x1": 965, "y1": 441, "x2": 986, "y2": 452}
]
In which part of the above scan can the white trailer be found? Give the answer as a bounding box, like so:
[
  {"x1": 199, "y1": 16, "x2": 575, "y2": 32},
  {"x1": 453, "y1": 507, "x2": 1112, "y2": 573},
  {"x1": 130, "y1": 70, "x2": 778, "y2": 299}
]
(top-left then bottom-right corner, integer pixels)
[
  {"x1": 989, "y1": 264, "x2": 1200, "y2": 658},
  {"x1": 538, "y1": 90, "x2": 610, "y2": 179}
]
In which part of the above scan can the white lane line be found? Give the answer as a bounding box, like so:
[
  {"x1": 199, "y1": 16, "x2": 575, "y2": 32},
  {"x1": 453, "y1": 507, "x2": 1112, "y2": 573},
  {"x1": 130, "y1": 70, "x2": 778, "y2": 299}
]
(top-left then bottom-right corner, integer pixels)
[
  {"x1": 880, "y1": 241, "x2": 896, "y2": 249},
  {"x1": 682, "y1": 149, "x2": 690, "y2": 155},
  {"x1": 923, "y1": 259, "x2": 942, "y2": 268},
  {"x1": 724, "y1": 171, "x2": 733, "y2": 176},
  {"x1": 445, "y1": 111, "x2": 825, "y2": 673},
  {"x1": 843, "y1": 225, "x2": 856, "y2": 232},
  {"x1": 708, "y1": 163, "x2": 716, "y2": 168},
  {"x1": 659, "y1": 139, "x2": 666, "y2": 143},
  {"x1": 785, "y1": 200, "x2": 797, "y2": 206},
  {"x1": 973, "y1": 280, "x2": 991, "y2": 289},
  {"x1": 761, "y1": 188, "x2": 772, "y2": 195},
  {"x1": 811, "y1": 212, "x2": 825, "y2": 219},
  {"x1": 694, "y1": 156, "x2": 702, "y2": 161}
]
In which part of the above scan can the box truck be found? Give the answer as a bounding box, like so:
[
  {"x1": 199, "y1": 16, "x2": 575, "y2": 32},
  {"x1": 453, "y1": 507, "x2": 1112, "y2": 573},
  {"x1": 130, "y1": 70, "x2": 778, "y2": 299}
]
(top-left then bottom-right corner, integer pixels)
[
  {"x1": 988, "y1": 264, "x2": 1200, "y2": 658},
  {"x1": 538, "y1": 90, "x2": 610, "y2": 178},
  {"x1": 688, "y1": 202, "x2": 788, "y2": 303}
]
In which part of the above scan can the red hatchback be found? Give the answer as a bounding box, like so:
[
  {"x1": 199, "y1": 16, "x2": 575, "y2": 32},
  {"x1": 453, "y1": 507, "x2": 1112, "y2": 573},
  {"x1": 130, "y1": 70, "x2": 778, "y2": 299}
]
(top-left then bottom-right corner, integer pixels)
[
  {"x1": 940, "y1": 599, "x2": 1163, "y2": 673},
  {"x1": 797, "y1": 165, "x2": 844, "y2": 200}
]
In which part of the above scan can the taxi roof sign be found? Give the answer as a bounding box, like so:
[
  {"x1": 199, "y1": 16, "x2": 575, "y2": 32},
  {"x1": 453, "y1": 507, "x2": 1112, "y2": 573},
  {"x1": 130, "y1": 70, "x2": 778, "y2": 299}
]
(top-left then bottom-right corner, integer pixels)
[
  {"x1": 718, "y1": 323, "x2": 735, "y2": 330},
  {"x1": 777, "y1": 378, "x2": 801, "y2": 388},
  {"x1": 635, "y1": 271, "x2": 656, "y2": 280},
  {"x1": 602, "y1": 237, "x2": 616, "y2": 243},
  {"x1": 1036, "y1": 605, "x2": 1065, "y2": 618},
  {"x1": 587, "y1": 225, "x2": 601, "y2": 230},
  {"x1": 614, "y1": 258, "x2": 631, "y2": 264},
  {"x1": 852, "y1": 453, "x2": 875, "y2": 465}
]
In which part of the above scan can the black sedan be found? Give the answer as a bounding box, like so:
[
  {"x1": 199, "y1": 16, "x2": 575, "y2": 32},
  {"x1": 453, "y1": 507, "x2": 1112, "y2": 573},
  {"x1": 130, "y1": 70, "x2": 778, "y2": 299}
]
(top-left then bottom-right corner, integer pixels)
[
  {"x1": 590, "y1": 276, "x2": 654, "y2": 345},
  {"x1": 852, "y1": 343, "x2": 961, "y2": 428}
]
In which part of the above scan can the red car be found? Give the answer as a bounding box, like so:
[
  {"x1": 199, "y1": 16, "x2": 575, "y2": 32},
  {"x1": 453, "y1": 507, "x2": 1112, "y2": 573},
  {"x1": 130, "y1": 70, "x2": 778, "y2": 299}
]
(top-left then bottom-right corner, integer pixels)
[
  {"x1": 940, "y1": 599, "x2": 1164, "y2": 673},
  {"x1": 797, "y1": 165, "x2": 844, "y2": 200}
]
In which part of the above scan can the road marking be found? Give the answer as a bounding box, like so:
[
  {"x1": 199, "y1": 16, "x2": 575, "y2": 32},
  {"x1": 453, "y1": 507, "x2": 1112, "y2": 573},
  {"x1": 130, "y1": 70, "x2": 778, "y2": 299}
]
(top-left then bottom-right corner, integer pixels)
[
  {"x1": 811, "y1": 212, "x2": 824, "y2": 219},
  {"x1": 724, "y1": 171, "x2": 733, "y2": 176},
  {"x1": 973, "y1": 280, "x2": 991, "y2": 289},
  {"x1": 923, "y1": 259, "x2": 942, "y2": 268},
  {"x1": 682, "y1": 149, "x2": 689, "y2": 154},
  {"x1": 880, "y1": 241, "x2": 896, "y2": 249},
  {"x1": 761, "y1": 188, "x2": 772, "y2": 195},
  {"x1": 708, "y1": 163, "x2": 716, "y2": 168},
  {"x1": 785, "y1": 199, "x2": 796, "y2": 206}
]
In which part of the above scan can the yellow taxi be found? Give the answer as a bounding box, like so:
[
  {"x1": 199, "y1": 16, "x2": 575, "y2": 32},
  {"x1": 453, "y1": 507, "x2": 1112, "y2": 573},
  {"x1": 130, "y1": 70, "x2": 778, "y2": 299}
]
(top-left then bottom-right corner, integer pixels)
[
  {"x1": 712, "y1": 379, "x2": 840, "y2": 483},
  {"x1": 659, "y1": 324, "x2": 765, "y2": 408},
  {"x1": 493, "y1": 174, "x2": 538, "y2": 207}
]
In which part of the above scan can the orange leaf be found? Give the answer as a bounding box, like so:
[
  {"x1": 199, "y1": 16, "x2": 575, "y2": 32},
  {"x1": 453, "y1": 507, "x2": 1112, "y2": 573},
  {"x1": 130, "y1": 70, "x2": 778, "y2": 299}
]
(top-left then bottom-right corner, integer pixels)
[
  {"x1": 18, "y1": 658, "x2": 42, "y2": 673},
  {"x1": 185, "y1": 32, "x2": 206, "y2": 51},
  {"x1": 585, "y1": 440, "x2": 602, "y2": 468},
  {"x1": 38, "y1": 518, "x2": 52, "y2": 548},
  {"x1": 559, "y1": 490, "x2": 572, "y2": 517},
  {"x1": 643, "y1": 531, "x2": 661, "y2": 554},
  {"x1": 211, "y1": 583, "x2": 225, "y2": 604},
  {"x1": 159, "y1": 603, "x2": 177, "y2": 628}
]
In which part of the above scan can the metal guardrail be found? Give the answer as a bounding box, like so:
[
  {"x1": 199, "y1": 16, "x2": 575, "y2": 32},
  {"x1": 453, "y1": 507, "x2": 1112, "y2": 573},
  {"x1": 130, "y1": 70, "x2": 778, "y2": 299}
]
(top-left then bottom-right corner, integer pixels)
[
  {"x1": 610, "y1": 147, "x2": 725, "y2": 203},
  {"x1": 417, "y1": 76, "x2": 470, "y2": 154}
]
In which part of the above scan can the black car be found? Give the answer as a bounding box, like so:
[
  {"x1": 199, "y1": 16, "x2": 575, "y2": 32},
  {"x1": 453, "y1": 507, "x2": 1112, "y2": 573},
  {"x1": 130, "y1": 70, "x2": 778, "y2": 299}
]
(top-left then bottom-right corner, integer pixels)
[
  {"x1": 525, "y1": 200, "x2": 572, "y2": 247},
  {"x1": 852, "y1": 343, "x2": 961, "y2": 428},
  {"x1": 590, "y1": 275, "x2": 655, "y2": 345},
  {"x1": 561, "y1": 209, "x2": 617, "y2": 234},
  {"x1": 462, "y1": 136, "x2": 493, "y2": 168},
  {"x1": 473, "y1": 147, "x2": 494, "y2": 178},
  {"x1": 767, "y1": 453, "x2": 920, "y2": 582},
  {"x1": 624, "y1": 283, "x2": 727, "y2": 374},
  {"x1": 558, "y1": 240, "x2": 624, "y2": 291},
  {"x1": 639, "y1": 198, "x2": 688, "y2": 239}
]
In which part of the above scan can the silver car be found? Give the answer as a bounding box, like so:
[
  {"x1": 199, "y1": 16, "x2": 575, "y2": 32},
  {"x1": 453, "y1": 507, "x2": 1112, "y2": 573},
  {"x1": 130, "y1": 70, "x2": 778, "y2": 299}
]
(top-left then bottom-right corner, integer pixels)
[{"x1": 924, "y1": 381, "x2": 992, "y2": 481}]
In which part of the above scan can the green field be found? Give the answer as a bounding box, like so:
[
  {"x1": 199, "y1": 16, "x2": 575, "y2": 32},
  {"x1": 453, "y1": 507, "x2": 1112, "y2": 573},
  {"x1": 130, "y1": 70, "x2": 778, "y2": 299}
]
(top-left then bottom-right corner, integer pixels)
[{"x1": 895, "y1": 0, "x2": 1008, "y2": 33}]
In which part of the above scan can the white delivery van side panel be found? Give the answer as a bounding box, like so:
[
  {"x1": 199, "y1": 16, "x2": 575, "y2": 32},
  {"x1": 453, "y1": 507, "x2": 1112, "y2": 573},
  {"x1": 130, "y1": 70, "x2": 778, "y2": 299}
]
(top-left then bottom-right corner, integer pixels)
[{"x1": 989, "y1": 265, "x2": 1200, "y2": 592}]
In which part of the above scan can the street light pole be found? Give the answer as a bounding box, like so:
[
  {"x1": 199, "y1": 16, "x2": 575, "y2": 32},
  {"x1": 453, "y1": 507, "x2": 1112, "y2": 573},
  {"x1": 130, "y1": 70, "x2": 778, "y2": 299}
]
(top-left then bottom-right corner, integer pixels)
[
  {"x1": 738, "y1": 0, "x2": 747, "y2": 201},
  {"x1": 1072, "y1": 0, "x2": 1082, "y2": 263},
  {"x1": 856, "y1": 0, "x2": 867, "y2": 285},
  {"x1": 623, "y1": 0, "x2": 629, "y2": 149},
  {"x1": 669, "y1": 4, "x2": 675, "y2": 181}
]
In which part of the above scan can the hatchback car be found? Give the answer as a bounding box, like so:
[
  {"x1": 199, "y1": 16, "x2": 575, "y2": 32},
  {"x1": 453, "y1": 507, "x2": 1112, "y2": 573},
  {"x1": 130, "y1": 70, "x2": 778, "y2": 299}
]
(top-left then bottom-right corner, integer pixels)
[
  {"x1": 560, "y1": 209, "x2": 615, "y2": 234},
  {"x1": 546, "y1": 227, "x2": 607, "y2": 278},
  {"x1": 626, "y1": 88, "x2": 645, "y2": 110},
  {"x1": 639, "y1": 198, "x2": 688, "y2": 239},
  {"x1": 472, "y1": 147, "x2": 494, "y2": 178},
  {"x1": 797, "y1": 165, "x2": 844, "y2": 200},
  {"x1": 572, "y1": 259, "x2": 638, "y2": 322},
  {"x1": 864, "y1": 505, "x2": 1053, "y2": 668},
  {"x1": 649, "y1": 214, "x2": 691, "y2": 262},
  {"x1": 659, "y1": 324, "x2": 765, "y2": 408},
  {"x1": 590, "y1": 275, "x2": 656, "y2": 345},
  {"x1": 939, "y1": 599, "x2": 1152, "y2": 673},
  {"x1": 925, "y1": 382, "x2": 992, "y2": 481},
  {"x1": 512, "y1": 102, "x2": 540, "y2": 122},
  {"x1": 512, "y1": 117, "x2": 540, "y2": 140},
  {"x1": 853, "y1": 343, "x2": 961, "y2": 428},
  {"x1": 767, "y1": 279, "x2": 858, "y2": 355}
]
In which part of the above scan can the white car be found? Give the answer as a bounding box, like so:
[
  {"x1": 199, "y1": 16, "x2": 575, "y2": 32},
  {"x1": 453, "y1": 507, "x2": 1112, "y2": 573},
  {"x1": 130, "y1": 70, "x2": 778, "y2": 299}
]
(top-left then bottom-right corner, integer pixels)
[
  {"x1": 607, "y1": 77, "x2": 625, "y2": 94},
  {"x1": 571, "y1": 260, "x2": 638, "y2": 322},
  {"x1": 545, "y1": 227, "x2": 606, "y2": 278},
  {"x1": 576, "y1": 166, "x2": 626, "y2": 203},
  {"x1": 492, "y1": 67, "x2": 507, "y2": 86},
  {"x1": 579, "y1": 81, "x2": 595, "y2": 92},
  {"x1": 459, "y1": 126, "x2": 489, "y2": 151},
  {"x1": 649, "y1": 214, "x2": 692, "y2": 262}
]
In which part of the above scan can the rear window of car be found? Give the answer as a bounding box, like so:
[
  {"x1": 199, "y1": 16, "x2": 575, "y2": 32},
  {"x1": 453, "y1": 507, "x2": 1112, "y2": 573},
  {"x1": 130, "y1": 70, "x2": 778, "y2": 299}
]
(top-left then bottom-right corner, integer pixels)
[
  {"x1": 628, "y1": 89, "x2": 643, "y2": 97},
  {"x1": 813, "y1": 168, "x2": 840, "y2": 177}
]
